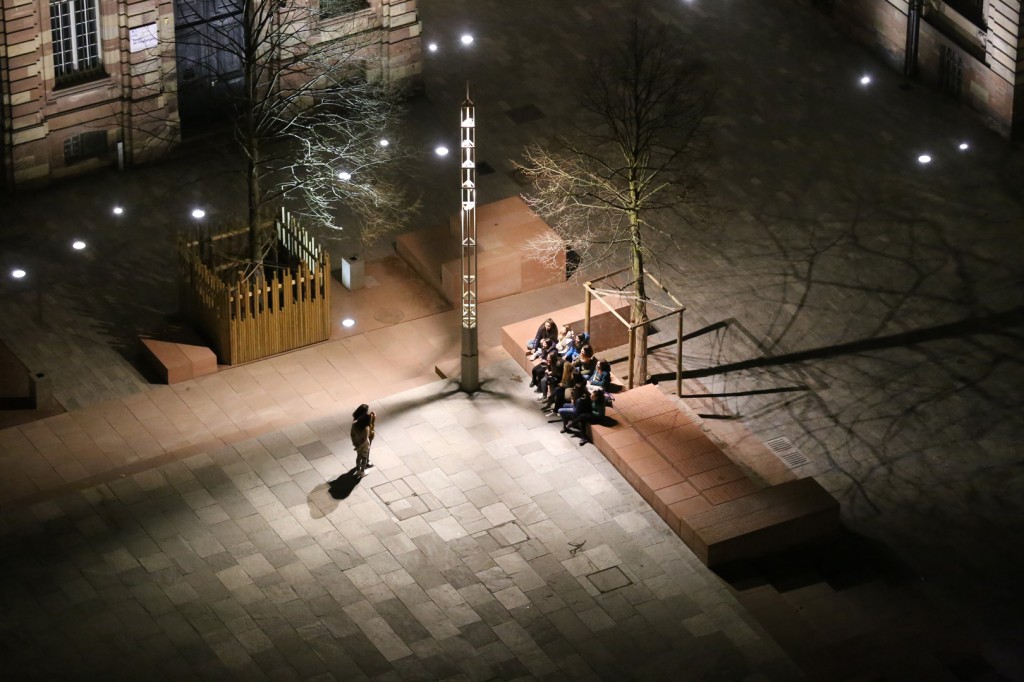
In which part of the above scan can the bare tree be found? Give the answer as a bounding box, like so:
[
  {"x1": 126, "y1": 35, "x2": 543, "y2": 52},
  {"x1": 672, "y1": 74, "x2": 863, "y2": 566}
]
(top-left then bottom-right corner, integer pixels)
[
  {"x1": 153, "y1": 0, "x2": 414, "y2": 266},
  {"x1": 514, "y1": 10, "x2": 715, "y2": 384}
]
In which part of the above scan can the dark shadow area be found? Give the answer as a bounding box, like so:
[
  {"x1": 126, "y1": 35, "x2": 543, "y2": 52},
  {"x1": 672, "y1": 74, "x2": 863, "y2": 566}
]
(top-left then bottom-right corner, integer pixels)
[
  {"x1": 669, "y1": 306, "x2": 1024, "y2": 380},
  {"x1": 679, "y1": 384, "x2": 809, "y2": 399},
  {"x1": 328, "y1": 469, "x2": 362, "y2": 500},
  {"x1": 714, "y1": 528, "x2": 917, "y2": 594},
  {"x1": 647, "y1": 319, "x2": 731, "y2": 355}
]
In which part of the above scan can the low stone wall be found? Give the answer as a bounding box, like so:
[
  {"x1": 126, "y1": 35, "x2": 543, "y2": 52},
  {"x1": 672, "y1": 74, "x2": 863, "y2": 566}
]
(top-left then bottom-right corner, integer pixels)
[
  {"x1": 591, "y1": 385, "x2": 840, "y2": 568},
  {"x1": 500, "y1": 296, "x2": 632, "y2": 375}
]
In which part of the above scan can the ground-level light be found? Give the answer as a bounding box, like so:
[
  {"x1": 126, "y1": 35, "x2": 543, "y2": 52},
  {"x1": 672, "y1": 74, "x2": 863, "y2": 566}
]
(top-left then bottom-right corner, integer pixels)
[
  {"x1": 192, "y1": 208, "x2": 206, "y2": 219},
  {"x1": 342, "y1": 318, "x2": 355, "y2": 328},
  {"x1": 11, "y1": 268, "x2": 26, "y2": 279},
  {"x1": 72, "y1": 240, "x2": 86, "y2": 250}
]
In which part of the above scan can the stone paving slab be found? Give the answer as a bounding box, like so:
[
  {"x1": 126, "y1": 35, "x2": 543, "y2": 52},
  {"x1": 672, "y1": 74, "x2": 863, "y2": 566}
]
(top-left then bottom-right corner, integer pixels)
[
  {"x1": 0, "y1": 360, "x2": 800, "y2": 681},
  {"x1": 1, "y1": 0, "x2": 1023, "y2": 677}
]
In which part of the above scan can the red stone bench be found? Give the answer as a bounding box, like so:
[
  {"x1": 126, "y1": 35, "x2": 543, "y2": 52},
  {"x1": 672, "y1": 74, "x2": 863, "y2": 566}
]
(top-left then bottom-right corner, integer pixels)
[
  {"x1": 140, "y1": 338, "x2": 218, "y2": 384},
  {"x1": 590, "y1": 385, "x2": 840, "y2": 567},
  {"x1": 500, "y1": 296, "x2": 632, "y2": 375}
]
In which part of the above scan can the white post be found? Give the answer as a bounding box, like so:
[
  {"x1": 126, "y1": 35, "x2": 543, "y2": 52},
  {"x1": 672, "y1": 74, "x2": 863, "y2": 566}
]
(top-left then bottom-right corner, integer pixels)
[{"x1": 459, "y1": 84, "x2": 479, "y2": 392}]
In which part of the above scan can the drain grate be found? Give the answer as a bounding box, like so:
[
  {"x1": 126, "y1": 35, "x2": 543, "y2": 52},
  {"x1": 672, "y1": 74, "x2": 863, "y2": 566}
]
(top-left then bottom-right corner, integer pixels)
[
  {"x1": 505, "y1": 104, "x2": 546, "y2": 125},
  {"x1": 764, "y1": 436, "x2": 809, "y2": 469}
]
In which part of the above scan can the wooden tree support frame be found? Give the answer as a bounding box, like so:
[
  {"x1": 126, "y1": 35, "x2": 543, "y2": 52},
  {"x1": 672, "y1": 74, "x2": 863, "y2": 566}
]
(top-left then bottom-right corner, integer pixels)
[
  {"x1": 178, "y1": 207, "x2": 331, "y2": 365},
  {"x1": 583, "y1": 268, "x2": 686, "y2": 392}
]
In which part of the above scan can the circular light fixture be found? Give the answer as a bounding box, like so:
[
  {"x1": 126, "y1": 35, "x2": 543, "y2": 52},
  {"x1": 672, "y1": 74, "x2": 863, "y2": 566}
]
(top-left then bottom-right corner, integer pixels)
[
  {"x1": 859, "y1": 74, "x2": 871, "y2": 86},
  {"x1": 112, "y1": 206, "x2": 124, "y2": 216},
  {"x1": 337, "y1": 170, "x2": 352, "y2": 181},
  {"x1": 379, "y1": 139, "x2": 390, "y2": 148},
  {"x1": 460, "y1": 34, "x2": 474, "y2": 45},
  {"x1": 11, "y1": 268, "x2": 26, "y2": 279},
  {"x1": 434, "y1": 146, "x2": 449, "y2": 157},
  {"x1": 191, "y1": 208, "x2": 206, "y2": 219},
  {"x1": 342, "y1": 318, "x2": 356, "y2": 328},
  {"x1": 428, "y1": 42, "x2": 438, "y2": 52},
  {"x1": 917, "y1": 154, "x2": 932, "y2": 164},
  {"x1": 72, "y1": 240, "x2": 87, "y2": 250},
  {"x1": 958, "y1": 142, "x2": 969, "y2": 151}
]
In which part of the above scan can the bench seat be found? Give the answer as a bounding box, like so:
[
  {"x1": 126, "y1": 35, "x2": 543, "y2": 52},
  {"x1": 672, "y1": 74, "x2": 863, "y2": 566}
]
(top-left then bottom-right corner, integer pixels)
[
  {"x1": 140, "y1": 338, "x2": 217, "y2": 384},
  {"x1": 589, "y1": 385, "x2": 840, "y2": 568}
]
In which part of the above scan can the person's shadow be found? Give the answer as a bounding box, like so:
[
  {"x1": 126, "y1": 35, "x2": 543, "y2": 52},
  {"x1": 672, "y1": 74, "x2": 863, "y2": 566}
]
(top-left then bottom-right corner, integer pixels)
[{"x1": 328, "y1": 468, "x2": 363, "y2": 500}]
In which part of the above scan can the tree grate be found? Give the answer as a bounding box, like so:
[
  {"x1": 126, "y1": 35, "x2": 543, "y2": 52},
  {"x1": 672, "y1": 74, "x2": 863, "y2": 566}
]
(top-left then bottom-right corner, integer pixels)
[{"x1": 764, "y1": 436, "x2": 809, "y2": 469}]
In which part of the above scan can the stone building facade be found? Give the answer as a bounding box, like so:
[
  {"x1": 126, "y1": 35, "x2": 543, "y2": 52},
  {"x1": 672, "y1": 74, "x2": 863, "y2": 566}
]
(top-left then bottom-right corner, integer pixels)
[
  {"x1": 823, "y1": 0, "x2": 1023, "y2": 137},
  {"x1": 0, "y1": 0, "x2": 420, "y2": 189}
]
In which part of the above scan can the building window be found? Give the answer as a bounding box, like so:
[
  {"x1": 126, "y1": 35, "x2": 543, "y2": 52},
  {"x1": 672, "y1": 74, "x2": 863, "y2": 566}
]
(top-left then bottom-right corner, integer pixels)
[
  {"x1": 320, "y1": 0, "x2": 369, "y2": 20},
  {"x1": 944, "y1": 0, "x2": 984, "y2": 28},
  {"x1": 50, "y1": 0, "x2": 104, "y2": 87},
  {"x1": 64, "y1": 130, "x2": 108, "y2": 164}
]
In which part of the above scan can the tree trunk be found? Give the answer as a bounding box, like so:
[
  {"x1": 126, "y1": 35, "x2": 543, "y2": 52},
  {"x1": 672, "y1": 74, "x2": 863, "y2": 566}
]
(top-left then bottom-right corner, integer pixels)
[
  {"x1": 244, "y1": 0, "x2": 261, "y2": 266},
  {"x1": 629, "y1": 209, "x2": 648, "y2": 387},
  {"x1": 247, "y1": 145, "x2": 261, "y2": 264}
]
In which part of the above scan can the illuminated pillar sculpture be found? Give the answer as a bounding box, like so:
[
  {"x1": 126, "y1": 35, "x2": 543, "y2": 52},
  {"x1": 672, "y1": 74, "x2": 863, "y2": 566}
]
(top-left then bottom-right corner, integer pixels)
[{"x1": 459, "y1": 85, "x2": 479, "y2": 392}]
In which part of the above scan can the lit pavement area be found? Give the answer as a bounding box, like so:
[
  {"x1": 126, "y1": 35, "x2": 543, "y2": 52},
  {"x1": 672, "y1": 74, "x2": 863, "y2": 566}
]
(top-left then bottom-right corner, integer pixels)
[
  {"x1": 1, "y1": 0, "x2": 1023, "y2": 679},
  {"x1": 0, "y1": 362, "x2": 800, "y2": 680}
]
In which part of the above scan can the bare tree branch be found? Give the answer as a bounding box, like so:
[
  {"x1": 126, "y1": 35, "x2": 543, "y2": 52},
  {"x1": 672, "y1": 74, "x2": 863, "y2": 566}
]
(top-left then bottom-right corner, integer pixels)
[{"x1": 513, "y1": 5, "x2": 716, "y2": 383}]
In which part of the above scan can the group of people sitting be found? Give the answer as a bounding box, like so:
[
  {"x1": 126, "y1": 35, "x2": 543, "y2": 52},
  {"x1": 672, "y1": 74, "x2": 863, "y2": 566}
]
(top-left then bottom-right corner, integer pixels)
[{"x1": 525, "y1": 318, "x2": 612, "y2": 446}]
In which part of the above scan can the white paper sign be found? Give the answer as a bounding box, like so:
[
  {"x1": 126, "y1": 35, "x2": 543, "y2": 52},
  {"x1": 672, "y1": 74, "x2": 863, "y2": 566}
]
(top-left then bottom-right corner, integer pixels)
[{"x1": 129, "y1": 24, "x2": 159, "y2": 53}]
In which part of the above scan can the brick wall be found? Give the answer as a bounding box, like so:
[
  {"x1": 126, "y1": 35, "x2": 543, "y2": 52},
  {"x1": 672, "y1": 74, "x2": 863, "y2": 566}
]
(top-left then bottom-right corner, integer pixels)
[
  {"x1": 823, "y1": 0, "x2": 1023, "y2": 137},
  {"x1": 0, "y1": 0, "x2": 179, "y2": 187},
  {"x1": 1, "y1": 0, "x2": 422, "y2": 188}
]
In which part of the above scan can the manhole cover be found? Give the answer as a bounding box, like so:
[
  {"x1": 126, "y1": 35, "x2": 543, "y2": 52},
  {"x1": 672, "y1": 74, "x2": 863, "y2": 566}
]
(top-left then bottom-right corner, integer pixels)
[
  {"x1": 587, "y1": 566, "x2": 632, "y2": 593},
  {"x1": 374, "y1": 308, "x2": 405, "y2": 324}
]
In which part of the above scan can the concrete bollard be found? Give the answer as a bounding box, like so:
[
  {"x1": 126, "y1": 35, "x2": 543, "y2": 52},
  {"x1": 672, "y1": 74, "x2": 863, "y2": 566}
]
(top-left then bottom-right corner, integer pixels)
[
  {"x1": 30, "y1": 372, "x2": 54, "y2": 409},
  {"x1": 341, "y1": 255, "x2": 365, "y2": 291}
]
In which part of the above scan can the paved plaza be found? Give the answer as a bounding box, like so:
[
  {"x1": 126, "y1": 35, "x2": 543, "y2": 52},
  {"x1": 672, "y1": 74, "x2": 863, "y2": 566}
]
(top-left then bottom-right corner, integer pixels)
[
  {"x1": 1, "y1": 0, "x2": 1023, "y2": 679},
  {"x1": 0, "y1": 363, "x2": 800, "y2": 681}
]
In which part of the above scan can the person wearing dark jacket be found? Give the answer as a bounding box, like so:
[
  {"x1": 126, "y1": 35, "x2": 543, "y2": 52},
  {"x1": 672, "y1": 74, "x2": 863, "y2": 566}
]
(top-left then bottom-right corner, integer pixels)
[
  {"x1": 572, "y1": 389, "x2": 606, "y2": 445},
  {"x1": 558, "y1": 382, "x2": 592, "y2": 434},
  {"x1": 526, "y1": 318, "x2": 558, "y2": 352}
]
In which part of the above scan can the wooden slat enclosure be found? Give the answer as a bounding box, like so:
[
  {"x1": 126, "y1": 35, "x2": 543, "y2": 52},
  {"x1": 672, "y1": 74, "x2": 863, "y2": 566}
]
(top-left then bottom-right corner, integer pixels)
[{"x1": 178, "y1": 208, "x2": 331, "y2": 365}]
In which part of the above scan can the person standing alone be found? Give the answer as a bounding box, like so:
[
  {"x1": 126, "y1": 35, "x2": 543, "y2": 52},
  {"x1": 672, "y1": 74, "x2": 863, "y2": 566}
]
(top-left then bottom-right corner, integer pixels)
[{"x1": 351, "y1": 404, "x2": 376, "y2": 477}]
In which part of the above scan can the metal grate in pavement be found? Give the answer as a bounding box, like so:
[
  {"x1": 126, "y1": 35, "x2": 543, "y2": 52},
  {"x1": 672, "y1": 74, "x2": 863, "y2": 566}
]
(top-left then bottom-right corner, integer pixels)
[
  {"x1": 505, "y1": 103, "x2": 546, "y2": 125},
  {"x1": 764, "y1": 436, "x2": 810, "y2": 469}
]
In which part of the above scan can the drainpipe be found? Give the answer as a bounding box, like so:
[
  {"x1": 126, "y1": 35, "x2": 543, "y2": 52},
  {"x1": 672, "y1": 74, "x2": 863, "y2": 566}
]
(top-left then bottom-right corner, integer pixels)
[{"x1": 904, "y1": 0, "x2": 924, "y2": 78}]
